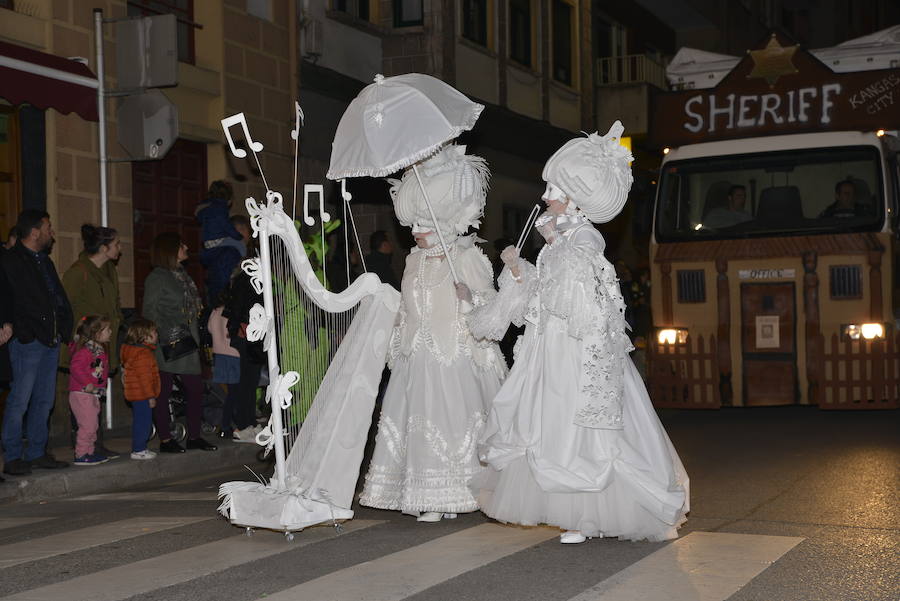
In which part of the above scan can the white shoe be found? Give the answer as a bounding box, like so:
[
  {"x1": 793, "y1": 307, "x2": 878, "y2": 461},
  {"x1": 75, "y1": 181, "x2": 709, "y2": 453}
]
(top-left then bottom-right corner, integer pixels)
[
  {"x1": 130, "y1": 449, "x2": 157, "y2": 460},
  {"x1": 560, "y1": 531, "x2": 588, "y2": 544},
  {"x1": 443, "y1": 513, "x2": 458, "y2": 519},
  {"x1": 232, "y1": 426, "x2": 259, "y2": 444},
  {"x1": 416, "y1": 512, "x2": 443, "y2": 523}
]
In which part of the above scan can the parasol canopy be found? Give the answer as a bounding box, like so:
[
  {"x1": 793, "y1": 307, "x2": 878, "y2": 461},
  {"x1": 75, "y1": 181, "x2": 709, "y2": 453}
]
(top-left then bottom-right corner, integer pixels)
[{"x1": 326, "y1": 73, "x2": 484, "y2": 180}]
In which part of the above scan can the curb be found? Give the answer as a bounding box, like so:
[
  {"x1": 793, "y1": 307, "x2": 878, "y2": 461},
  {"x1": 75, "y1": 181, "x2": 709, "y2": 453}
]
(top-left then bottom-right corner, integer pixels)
[{"x1": 0, "y1": 437, "x2": 267, "y2": 504}]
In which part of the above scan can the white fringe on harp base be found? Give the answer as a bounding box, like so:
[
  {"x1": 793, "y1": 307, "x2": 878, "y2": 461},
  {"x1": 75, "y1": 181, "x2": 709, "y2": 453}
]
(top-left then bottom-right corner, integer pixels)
[{"x1": 216, "y1": 112, "x2": 399, "y2": 533}]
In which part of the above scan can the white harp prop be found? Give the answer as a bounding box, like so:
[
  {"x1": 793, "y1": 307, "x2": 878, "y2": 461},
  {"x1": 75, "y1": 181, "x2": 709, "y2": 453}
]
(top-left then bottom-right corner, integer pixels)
[{"x1": 217, "y1": 110, "x2": 400, "y2": 533}]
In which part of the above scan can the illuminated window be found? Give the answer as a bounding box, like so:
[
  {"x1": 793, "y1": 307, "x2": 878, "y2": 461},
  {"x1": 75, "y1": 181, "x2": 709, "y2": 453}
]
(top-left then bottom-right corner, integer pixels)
[
  {"x1": 551, "y1": 0, "x2": 574, "y2": 86},
  {"x1": 509, "y1": 0, "x2": 532, "y2": 67},
  {"x1": 462, "y1": 0, "x2": 489, "y2": 47}
]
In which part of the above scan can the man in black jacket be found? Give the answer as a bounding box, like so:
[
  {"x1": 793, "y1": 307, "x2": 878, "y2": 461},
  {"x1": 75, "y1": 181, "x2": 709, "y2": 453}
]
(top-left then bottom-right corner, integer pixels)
[{"x1": 1, "y1": 210, "x2": 72, "y2": 475}]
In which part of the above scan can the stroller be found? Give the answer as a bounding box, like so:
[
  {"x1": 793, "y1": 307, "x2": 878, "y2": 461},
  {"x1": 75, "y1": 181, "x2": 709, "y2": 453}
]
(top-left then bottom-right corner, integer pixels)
[{"x1": 148, "y1": 376, "x2": 223, "y2": 443}]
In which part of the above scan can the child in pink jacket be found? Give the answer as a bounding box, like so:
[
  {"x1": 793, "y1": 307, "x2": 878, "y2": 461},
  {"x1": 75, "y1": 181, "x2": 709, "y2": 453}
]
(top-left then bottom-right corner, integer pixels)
[{"x1": 69, "y1": 315, "x2": 112, "y2": 465}]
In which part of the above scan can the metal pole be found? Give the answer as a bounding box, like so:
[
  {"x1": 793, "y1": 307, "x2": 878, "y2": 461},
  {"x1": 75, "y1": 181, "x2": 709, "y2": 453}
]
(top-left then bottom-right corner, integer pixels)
[{"x1": 94, "y1": 8, "x2": 113, "y2": 430}]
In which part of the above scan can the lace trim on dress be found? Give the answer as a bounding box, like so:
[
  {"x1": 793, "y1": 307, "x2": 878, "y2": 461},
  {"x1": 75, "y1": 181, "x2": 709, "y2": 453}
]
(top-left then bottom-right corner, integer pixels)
[
  {"x1": 531, "y1": 225, "x2": 632, "y2": 429},
  {"x1": 359, "y1": 411, "x2": 486, "y2": 513}
]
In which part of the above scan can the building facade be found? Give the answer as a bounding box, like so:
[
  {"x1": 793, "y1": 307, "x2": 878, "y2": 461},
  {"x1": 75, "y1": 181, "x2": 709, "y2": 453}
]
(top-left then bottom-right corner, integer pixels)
[
  {"x1": 298, "y1": 0, "x2": 595, "y2": 269},
  {"x1": 0, "y1": 0, "x2": 297, "y2": 433}
]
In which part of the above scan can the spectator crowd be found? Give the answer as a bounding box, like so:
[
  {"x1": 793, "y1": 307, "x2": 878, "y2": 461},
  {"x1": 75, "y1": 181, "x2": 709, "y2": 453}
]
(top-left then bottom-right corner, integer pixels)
[{"x1": 0, "y1": 180, "x2": 269, "y2": 481}]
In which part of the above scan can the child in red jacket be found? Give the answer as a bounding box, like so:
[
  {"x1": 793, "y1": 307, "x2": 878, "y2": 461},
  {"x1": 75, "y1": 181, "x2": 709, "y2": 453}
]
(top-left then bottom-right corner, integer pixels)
[
  {"x1": 121, "y1": 319, "x2": 161, "y2": 460},
  {"x1": 69, "y1": 316, "x2": 111, "y2": 466}
]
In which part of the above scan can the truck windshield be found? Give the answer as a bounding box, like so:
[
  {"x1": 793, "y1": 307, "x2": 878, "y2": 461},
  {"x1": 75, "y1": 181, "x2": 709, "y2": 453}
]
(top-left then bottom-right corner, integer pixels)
[{"x1": 655, "y1": 146, "x2": 884, "y2": 242}]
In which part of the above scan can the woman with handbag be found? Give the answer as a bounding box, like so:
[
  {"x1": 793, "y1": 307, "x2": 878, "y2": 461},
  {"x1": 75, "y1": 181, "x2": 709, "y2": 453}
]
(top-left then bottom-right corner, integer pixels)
[{"x1": 142, "y1": 232, "x2": 217, "y2": 453}]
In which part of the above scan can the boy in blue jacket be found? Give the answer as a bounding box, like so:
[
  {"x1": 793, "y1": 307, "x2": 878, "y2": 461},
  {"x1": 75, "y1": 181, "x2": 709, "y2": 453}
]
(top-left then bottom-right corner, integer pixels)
[{"x1": 196, "y1": 180, "x2": 246, "y2": 303}]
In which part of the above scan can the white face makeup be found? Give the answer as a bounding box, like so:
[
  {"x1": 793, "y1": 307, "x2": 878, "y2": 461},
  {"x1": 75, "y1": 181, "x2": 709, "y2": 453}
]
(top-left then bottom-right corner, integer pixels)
[
  {"x1": 542, "y1": 183, "x2": 569, "y2": 215},
  {"x1": 411, "y1": 225, "x2": 438, "y2": 249}
]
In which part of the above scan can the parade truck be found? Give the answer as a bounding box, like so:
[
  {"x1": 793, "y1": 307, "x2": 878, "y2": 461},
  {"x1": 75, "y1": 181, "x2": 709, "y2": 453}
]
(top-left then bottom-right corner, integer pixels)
[{"x1": 646, "y1": 28, "x2": 900, "y2": 410}]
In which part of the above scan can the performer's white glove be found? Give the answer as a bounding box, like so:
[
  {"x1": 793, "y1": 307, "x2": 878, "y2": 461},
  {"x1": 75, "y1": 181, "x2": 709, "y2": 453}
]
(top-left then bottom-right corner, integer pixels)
[
  {"x1": 456, "y1": 283, "x2": 474, "y2": 314},
  {"x1": 500, "y1": 245, "x2": 521, "y2": 280},
  {"x1": 535, "y1": 213, "x2": 558, "y2": 244},
  {"x1": 455, "y1": 282, "x2": 473, "y2": 303}
]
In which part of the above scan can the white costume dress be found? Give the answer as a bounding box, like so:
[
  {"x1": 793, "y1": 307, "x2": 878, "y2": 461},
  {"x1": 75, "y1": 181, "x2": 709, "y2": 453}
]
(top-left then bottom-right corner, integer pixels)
[
  {"x1": 472, "y1": 216, "x2": 688, "y2": 540},
  {"x1": 470, "y1": 123, "x2": 688, "y2": 541},
  {"x1": 360, "y1": 238, "x2": 507, "y2": 513},
  {"x1": 360, "y1": 145, "x2": 506, "y2": 515}
]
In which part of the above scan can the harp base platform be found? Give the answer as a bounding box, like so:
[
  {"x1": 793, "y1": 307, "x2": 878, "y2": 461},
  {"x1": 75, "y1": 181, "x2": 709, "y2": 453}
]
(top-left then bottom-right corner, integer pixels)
[{"x1": 219, "y1": 481, "x2": 354, "y2": 532}]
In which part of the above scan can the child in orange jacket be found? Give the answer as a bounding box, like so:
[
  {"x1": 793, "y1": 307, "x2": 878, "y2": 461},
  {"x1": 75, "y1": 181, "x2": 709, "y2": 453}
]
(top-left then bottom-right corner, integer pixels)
[{"x1": 121, "y1": 319, "x2": 161, "y2": 460}]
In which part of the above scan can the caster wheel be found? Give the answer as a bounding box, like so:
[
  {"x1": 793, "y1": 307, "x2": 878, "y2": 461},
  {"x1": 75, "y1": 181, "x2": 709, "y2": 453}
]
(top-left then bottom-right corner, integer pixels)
[
  {"x1": 171, "y1": 422, "x2": 187, "y2": 443},
  {"x1": 285, "y1": 532, "x2": 294, "y2": 542},
  {"x1": 245, "y1": 527, "x2": 254, "y2": 537}
]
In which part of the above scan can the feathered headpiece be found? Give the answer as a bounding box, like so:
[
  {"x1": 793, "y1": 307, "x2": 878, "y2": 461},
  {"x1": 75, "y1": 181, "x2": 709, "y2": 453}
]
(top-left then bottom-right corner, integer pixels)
[
  {"x1": 542, "y1": 121, "x2": 634, "y2": 224},
  {"x1": 388, "y1": 145, "x2": 490, "y2": 235}
]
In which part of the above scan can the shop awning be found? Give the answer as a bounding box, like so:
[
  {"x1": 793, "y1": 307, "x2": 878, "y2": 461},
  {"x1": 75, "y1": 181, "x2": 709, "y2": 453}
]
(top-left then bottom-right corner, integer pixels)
[{"x1": 0, "y1": 40, "x2": 99, "y2": 122}]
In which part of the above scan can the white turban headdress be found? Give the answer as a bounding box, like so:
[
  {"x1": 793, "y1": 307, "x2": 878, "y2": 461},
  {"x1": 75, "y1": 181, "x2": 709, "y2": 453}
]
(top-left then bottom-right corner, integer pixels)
[
  {"x1": 388, "y1": 144, "x2": 490, "y2": 236},
  {"x1": 542, "y1": 121, "x2": 634, "y2": 224}
]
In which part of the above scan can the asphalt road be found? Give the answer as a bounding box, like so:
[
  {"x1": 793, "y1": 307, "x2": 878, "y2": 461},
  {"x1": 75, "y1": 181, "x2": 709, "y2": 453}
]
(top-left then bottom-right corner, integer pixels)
[{"x1": 0, "y1": 406, "x2": 897, "y2": 601}]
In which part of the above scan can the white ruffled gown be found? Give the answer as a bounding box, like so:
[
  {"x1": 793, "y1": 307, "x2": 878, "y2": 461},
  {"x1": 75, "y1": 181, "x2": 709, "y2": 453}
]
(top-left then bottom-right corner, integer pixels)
[
  {"x1": 359, "y1": 238, "x2": 507, "y2": 515},
  {"x1": 470, "y1": 216, "x2": 689, "y2": 541}
]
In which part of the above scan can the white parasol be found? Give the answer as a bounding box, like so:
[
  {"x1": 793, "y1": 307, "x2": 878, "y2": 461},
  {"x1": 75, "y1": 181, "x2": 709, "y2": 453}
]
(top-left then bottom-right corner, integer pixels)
[{"x1": 327, "y1": 73, "x2": 484, "y2": 283}]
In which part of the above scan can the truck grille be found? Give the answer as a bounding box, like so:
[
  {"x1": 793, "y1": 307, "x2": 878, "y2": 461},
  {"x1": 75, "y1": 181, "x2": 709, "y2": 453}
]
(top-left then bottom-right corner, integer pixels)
[
  {"x1": 677, "y1": 269, "x2": 706, "y2": 303},
  {"x1": 829, "y1": 265, "x2": 862, "y2": 299}
]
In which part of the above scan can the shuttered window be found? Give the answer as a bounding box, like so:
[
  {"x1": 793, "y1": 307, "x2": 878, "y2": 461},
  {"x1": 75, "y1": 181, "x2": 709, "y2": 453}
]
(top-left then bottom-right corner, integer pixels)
[
  {"x1": 830, "y1": 265, "x2": 862, "y2": 299},
  {"x1": 677, "y1": 269, "x2": 706, "y2": 303}
]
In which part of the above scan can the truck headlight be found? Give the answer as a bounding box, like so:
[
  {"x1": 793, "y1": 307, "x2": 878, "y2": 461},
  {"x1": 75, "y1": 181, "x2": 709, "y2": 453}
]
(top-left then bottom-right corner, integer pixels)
[{"x1": 657, "y1": 328, "x2": 689, "y2": 345}]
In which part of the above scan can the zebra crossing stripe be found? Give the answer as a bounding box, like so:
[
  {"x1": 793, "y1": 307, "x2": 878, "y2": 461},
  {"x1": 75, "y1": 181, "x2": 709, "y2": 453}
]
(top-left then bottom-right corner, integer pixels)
[
  {"x1": 0, "y1": 518, "x2": 54, "y2": 532},
  {"x1": 565, "y1": 531, "x2": 804, "y2": 601},
  {"x1": 68, "y1": 492, "x2": 216, "y2": 502},
  {"x1": 261, "y1": 523, "x2": 560, "y2": 601},
  {"x1": 0, "y1": 520, "x2": 382, "y2": 601},
  {"x1": 0, "y1": 517, "x2": 210, "y2": 569}
]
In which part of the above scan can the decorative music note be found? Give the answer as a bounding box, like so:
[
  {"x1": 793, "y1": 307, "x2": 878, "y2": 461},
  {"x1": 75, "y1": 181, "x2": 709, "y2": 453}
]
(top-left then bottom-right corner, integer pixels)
[
  {"x1": 290, "y1": 101, "x2": 305, "y2": 141},
  {"x1": 221, "y1": 113, "x2": 264, "y2": 159},
  {"x1": 340, "y1": 178, "x2": 352, "y2": 202},
  {"x1": 303, "y1": 184, "x2": 331, "y2": 226}
]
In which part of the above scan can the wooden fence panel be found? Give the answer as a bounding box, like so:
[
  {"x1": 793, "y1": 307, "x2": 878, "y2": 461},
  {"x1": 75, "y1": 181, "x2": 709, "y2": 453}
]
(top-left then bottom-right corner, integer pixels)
[
  {"x1": 648, "y1": 334, "x2": 720, "y2": 409},
  {"x1": 820, "y1": 332, "x2": 900, "y2": 409}
]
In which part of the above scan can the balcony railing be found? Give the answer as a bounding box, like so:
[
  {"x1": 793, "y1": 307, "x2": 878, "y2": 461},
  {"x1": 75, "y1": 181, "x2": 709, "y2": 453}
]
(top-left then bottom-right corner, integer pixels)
[{"x1": 595, "y1": 54, "x2": 668, "y2": 89}]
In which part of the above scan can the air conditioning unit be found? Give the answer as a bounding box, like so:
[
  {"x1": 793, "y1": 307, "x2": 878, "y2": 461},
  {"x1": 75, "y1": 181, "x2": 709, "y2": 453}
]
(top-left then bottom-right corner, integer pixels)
[{"x1": 303, "y1": 18, "x2": 323, "y2": 60}]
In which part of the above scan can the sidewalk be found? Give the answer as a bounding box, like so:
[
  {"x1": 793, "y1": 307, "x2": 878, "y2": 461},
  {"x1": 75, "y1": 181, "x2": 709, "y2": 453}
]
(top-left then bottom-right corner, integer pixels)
[{"x1": 0, "y1": 435, "x2": 266, "y2": 504}]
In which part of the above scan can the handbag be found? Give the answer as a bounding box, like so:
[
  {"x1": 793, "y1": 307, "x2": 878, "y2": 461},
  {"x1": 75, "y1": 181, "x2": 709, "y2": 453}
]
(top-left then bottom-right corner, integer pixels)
[{"x1": 161, "y1": 325, "x2": 199, "y2": 362}]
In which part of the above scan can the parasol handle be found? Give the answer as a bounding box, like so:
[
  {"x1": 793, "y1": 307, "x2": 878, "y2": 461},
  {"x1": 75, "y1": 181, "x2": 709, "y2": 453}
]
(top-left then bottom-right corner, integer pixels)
[{"x1": 412, "y1": 164, "x2": 460, "y2": 284}]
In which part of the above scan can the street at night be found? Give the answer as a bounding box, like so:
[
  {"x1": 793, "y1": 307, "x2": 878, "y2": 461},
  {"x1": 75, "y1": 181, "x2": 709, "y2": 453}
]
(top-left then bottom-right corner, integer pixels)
[
  {"x1": 0, "y1": 407, "x2": 896, "y2": 601},
  {"x1": 2, "y1": 1, "x2": 900, "y2": 600}
]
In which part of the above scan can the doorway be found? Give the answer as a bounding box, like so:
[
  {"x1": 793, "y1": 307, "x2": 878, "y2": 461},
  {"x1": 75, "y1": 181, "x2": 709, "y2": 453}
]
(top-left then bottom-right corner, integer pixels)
[
  {"x1": 741, "y1": 282, "x2": 798, "y2": 405},
  {"x1": 0, "y1": 105, "x2": 21, "y2": 245},
  {"x1": 131, "y1": 138, "x2": 207, "y2": 311}
]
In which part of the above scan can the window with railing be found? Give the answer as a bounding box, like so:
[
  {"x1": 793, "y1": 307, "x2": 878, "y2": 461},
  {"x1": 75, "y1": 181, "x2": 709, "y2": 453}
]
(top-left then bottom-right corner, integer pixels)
[
  {"x1": 595, "y1": 54, "x2": 667, "y2": 88},
  {"x1": 509, "y1": 0, "x2": 532, "y2": 67},
  {"x1": 333, "y1": 0, "x2": 370, "y2": 22},
  {"x1": 551, "y1": 0, "x2": 574, "y2": 85},
  {"x1": 127, "y1": 0, "x2": 195, "y2": 64},
  {"x1": 462, "y1": 0, "x2": 489, "y2": 47}
]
